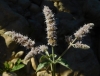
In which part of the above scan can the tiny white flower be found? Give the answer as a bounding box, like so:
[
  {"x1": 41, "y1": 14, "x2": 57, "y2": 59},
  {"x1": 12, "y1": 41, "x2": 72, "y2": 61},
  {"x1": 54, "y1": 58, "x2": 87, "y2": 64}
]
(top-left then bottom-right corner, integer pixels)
[{"x1": 39, "y1": 45, "x2": 48, "y2": 52}]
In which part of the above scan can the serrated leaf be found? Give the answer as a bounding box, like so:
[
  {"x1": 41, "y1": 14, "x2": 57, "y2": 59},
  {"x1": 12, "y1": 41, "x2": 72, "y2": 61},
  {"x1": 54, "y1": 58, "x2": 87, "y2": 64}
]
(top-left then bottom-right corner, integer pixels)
[
  {"x1": 36, "y1": 62, "x2": 50, "y2": 72},
  {"x1": 56, "y1": 58, "x2": 70, "y2": 69},
  {"x1": 11, "y1": 64, "x2": 25, "y2": 72}
]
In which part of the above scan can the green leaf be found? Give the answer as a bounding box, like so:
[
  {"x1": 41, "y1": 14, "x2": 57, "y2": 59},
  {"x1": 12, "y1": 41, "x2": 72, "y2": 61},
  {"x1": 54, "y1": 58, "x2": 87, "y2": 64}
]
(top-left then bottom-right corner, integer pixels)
[
  {"x1": 45, "y1": 50, "x2": 50, "y2": 56},
  {"x1": 11, "y1": 64, "x2": 25, "y2": 72},
  {"x1": 36, "y1": 62, "x2": 50, "y2": 72},
  {"x1": 16, "y1": 59, "x2": 22, "y2": 64},
  {"x1": 3, "y1": 61, "x2": 12, "y2": 72},
  {"x1": 39, "y1": 55, "x2": 50, "y2": 63},
  {"x1": 4, "y1": 61, "x2": 9, "y2": 69},
  {"x1": 4, "y1": 61, "x2": 11, "y2": 70},
  {"x1": 56, "y1": 58, "x2": 70, "y2": 69}
]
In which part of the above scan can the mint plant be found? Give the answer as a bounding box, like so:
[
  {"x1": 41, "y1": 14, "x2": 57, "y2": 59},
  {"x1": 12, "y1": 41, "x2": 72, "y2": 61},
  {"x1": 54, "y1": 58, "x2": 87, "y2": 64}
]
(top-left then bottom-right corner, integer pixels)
[{"x1": 4, "y1": 5, "x2": 94, "y2": 76}]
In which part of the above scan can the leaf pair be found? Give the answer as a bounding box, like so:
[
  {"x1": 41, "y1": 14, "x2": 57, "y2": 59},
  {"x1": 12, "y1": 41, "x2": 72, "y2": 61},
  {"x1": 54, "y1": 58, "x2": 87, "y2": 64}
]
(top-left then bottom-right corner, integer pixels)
[{"x1": 36, "y1": 55, "x2": 70, "y2": 72}]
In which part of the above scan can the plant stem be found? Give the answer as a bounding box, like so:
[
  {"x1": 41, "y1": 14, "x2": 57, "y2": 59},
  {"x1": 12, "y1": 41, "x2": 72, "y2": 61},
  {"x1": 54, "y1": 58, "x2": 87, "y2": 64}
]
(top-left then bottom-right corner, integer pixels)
[
  {"x1": 50, "y1": 63, "x2": 53, "y2": 75},
  {"x1": 52, "y1": 64, "x2": 55, "y2": 76},
  {"x1": 51, "y1": 46, "x2": 55, "y2": 76},
  {"x1": 58, "y1": 38, "x2": 77, "y2": 59},
  {"x1": 52, "y1": 47, "x2": 54, "y2": 63},
  {"x1": 50, "y1": 64, "x2": 54, "y2": 76}
]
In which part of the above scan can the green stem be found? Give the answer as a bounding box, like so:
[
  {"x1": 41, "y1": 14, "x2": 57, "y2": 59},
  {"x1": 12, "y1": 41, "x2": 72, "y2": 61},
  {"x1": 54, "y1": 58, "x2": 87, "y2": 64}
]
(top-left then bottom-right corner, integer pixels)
[
  {"x1": 51, "y1": 46, "x2": 55, "y2": 76},
  {"x1": 52, "y1": 47, "x2": 54, "y2": 63},
  {"x1": 50, "y1": 63, "x2": 53, "y2": 75},
  {"x1": 58, "y1": 38, "x2": 77, "y2": 59},
  {"x1": 51, "y1": 64, "x2": 55, "y2": 76},
  {"x1": 52, "y1": 64, "x2": 55, "y2": 76}
]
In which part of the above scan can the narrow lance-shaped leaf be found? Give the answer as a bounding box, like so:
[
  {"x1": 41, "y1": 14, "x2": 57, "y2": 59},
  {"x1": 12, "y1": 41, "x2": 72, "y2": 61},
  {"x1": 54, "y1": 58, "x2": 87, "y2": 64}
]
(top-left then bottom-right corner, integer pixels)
[
  {"x1": 36, "y1": 62, "x2": 50, "y2": 72},
  {"x1": 16, "y1": 59, "x2": 22, "y2": 64},
  {"x1": 11, "y1": 64, "x2": 25, "y2": 72}
]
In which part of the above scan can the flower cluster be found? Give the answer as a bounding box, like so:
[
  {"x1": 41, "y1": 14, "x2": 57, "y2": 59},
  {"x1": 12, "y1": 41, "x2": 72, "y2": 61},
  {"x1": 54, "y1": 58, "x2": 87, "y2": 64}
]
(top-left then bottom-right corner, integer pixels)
[
  {"x1": 74, "y1": 23, "x2": 94, "y2": 39},
  {"x1": 71, "y1": 41, "x2": 90, "y2": 49},
  {"x1": 39, "y1": 45, "x2": 48, "y2": 52},
  {"x1": 24, "y1": 45, "x2": 48, "y2": 60},
  {"x1": 24, "y1": 47, "x2": 38, "y2": 60},
  {"x1": 5, "y1": 31, "x2": 48, "y2": 58},
  {"x1": 5, "y1": 31, "x2": 35, "y2": 49},
  {"x1": 65, "y1": 23, "x2": 94, "y2": 50},
  {"x1": 43, "y1": 6, "x2": 57, "y2": 46}
]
